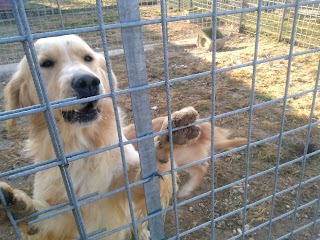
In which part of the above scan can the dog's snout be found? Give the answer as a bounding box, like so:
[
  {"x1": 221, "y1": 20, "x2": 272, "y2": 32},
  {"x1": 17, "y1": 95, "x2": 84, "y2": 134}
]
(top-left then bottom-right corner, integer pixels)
[{"x1": 72, "y1": 74, "x2": 100, "y2": 98}]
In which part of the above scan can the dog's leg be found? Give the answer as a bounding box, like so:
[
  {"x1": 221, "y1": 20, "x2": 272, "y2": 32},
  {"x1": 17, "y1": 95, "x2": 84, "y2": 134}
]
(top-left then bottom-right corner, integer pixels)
[
  {"x1": 133, "y1": 107, "x2": 201, "y2": 239},
  {"x1": 177, "y1": 162, "x2": 209, "y2": 198},
  {"x1": 153, "y1": 107, "x2": 202, "y2": 185}
]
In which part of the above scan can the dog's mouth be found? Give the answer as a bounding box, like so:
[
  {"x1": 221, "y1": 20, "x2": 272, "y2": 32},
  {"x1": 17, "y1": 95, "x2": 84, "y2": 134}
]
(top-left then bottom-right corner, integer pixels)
[{"x1": 62, "y1": 101, "x2": 100, "y2": 124}]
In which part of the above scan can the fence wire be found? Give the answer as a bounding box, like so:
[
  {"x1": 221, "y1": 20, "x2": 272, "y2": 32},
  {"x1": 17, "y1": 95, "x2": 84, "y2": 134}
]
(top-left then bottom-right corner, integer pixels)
[
  {"x1": 168, "y1": 0, "x2": 320, "y2": 48},
  {"x1": 0, "y1": 0, "x2": 319, "y2": 239}
]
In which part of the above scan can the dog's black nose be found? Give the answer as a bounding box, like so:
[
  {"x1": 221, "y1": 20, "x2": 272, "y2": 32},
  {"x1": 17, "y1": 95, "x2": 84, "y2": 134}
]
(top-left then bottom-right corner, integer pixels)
[{"x1": 72, "y1": 74, "x2": 100, "y2": 98}]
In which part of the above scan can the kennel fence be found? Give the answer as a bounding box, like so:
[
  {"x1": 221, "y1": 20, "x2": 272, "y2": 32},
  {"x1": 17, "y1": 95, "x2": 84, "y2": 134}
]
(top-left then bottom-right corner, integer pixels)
[
  {"x1": 0, "y1": 0, "x2": 162, "y2": 65},
  {"x1": 1, "y1": 0, "x2": 319, "y2": 64},
  {"x1": 0, "y1": 0, "x2": 319, "y2": 239},
  {"x1": 168, "y1": 0, "x2": 320, "y2": 49}
]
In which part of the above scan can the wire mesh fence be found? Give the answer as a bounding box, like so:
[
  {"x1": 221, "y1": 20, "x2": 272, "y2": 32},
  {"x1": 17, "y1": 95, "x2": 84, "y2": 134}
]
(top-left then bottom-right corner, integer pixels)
[
  {"x1": 0, "y1": 0, "x2": 163, "y2": 64},
  {"x1": 0, "y1": 0, "x2": 319, "y2": 239},
  {"x1": 168, "y1": 0, "x2": 320, "y2": 48}
]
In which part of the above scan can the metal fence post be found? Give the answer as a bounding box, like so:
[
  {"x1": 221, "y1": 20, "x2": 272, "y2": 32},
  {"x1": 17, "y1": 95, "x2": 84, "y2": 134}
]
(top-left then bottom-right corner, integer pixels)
[
  {"x1": 209, "y1": 0, "x2": 218, "y2": 238},
  {"x1": 239, "y1": 0, "x2": 247, "y2": 33},
  {"x1": 278, "y1": 0, "x2": 289, "y2": 42},
  {"x1": 117, "y1": 0, "x2": 166, "y2": 239},
  {"x1": 55, "y1": 0, "x2": 65, "y2": 30},
  {"x1": 189, "y1": 0, "x2": 193, "y2": 9}
]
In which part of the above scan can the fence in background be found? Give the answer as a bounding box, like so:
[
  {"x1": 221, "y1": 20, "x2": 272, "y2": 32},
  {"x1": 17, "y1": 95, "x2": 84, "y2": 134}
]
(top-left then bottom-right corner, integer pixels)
[
  {"x1": 0, "y1": 0, "x2": 161, "y2": 64},
  {"x1": 168, "y1": 0, "x2": 320, "y2": 48},
  {"x1": 1, "y1": 0, "x2": 319, "y2": 65},
  {"x1": 0, "y1": 0, "x2": 320, "y2": 239}
]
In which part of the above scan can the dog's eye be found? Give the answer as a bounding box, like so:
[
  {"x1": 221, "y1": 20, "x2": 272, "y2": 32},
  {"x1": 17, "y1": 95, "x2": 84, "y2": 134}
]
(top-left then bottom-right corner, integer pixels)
[
  {"x1": 84, "y1": 55, "x2": 93, "y2": 62},
  {"x1": 41, "y1": 60, "x2": 54, "y2": 68}
]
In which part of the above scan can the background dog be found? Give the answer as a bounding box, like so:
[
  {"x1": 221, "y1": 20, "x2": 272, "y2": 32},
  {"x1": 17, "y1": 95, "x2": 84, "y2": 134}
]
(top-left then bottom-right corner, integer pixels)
[{"x1": 124, "y1": 110, "x2": 247, "y2": 198}]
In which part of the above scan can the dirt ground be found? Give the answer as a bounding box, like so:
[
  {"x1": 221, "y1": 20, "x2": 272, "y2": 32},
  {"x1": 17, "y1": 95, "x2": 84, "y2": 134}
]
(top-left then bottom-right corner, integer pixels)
[{"x1": 0, "y1": 14, "x2": 319, "y2": 240}]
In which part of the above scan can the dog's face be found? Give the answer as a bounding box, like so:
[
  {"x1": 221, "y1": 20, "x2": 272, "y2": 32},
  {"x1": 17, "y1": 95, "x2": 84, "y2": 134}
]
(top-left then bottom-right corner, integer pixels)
[{"x1": 5, "y1": 35, "x2": 115, "y2": 126}]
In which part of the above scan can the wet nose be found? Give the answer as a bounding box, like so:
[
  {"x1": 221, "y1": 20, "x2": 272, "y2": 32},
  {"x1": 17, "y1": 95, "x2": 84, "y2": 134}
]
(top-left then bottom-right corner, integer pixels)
[{"x1": 71, "y1": 74, "x2": 100, "y2": 98}]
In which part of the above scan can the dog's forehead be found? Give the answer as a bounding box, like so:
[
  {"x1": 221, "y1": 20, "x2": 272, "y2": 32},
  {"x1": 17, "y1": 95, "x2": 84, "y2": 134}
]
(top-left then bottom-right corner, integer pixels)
[{"x1": 34, "y1": 35, "x2": 93, "y2": 56}]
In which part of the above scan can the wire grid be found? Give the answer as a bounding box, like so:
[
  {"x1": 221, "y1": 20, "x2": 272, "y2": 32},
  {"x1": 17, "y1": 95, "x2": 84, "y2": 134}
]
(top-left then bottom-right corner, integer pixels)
[
  {"x1": 0, "y1": 0, "x2": 319, "y2": 64},
  {"x1": 0, "y1": 0, "x2": 164, "y2": 65},
  {"x1": 169, "y1": 0, "x2": 320, "y2": 49},
  {"x1": 0, "y1": 0, "x2": 319, "y2": 239}
]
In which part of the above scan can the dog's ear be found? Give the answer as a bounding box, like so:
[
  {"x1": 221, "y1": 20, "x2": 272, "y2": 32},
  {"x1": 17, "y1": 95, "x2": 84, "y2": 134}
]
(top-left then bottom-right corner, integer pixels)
[{"x1": 4, "y1": 58, "x2": 34, "y2": 130}]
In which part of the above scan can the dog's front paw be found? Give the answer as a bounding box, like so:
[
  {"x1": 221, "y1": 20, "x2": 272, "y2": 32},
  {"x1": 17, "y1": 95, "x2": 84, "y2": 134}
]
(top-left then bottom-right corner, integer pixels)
[
  {"x1": 0, "y1": 182, "x2": 35, "y2": 218},
  {"x1": 162, "y1": 107, "x2": 201, "y2": 145},
  {"x1": 155, "y1": 107, "x2": 201, "y2": 163},
  {"x1": 171, "y1": 107, "x2": 198, "y2": 128},
  {"x1": 0, "y1": 182, "x2": 25, "y2": 209}
]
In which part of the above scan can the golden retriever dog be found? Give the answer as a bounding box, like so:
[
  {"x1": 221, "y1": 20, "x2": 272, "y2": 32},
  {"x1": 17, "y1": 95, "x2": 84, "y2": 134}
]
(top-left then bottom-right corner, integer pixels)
[
  {"x1": 124, "y1": 115, "x2": 247, "y2": 198},
  {"x1": 0, "y1": 35, "x2": 204, "y2": 239}
]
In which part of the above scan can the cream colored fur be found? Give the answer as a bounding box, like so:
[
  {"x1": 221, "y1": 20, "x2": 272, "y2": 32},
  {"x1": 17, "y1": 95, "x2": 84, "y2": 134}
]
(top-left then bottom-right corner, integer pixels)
[{"x1": 1, "y1": 35, "x2": 181, "y2": 239}]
